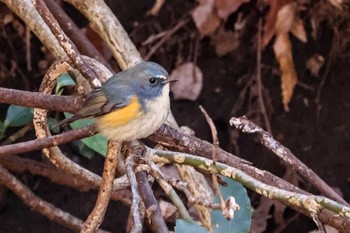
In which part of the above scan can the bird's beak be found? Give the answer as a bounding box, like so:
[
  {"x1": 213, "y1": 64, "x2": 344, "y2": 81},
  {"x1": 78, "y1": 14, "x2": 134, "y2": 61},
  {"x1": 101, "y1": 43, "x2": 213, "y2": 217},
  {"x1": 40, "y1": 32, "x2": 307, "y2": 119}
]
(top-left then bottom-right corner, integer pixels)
[{"x1": 162, "y1": 79, "x2": 177, "y2": 84}]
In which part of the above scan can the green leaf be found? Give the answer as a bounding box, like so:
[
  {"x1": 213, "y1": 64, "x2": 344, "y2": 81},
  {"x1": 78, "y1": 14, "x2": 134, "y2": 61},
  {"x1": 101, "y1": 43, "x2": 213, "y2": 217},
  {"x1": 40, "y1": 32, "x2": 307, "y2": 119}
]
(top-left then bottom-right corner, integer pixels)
[
  {"x1": 64, "y1": 113, "x2": 108, "y2": 156},
  {"x1": 71, "y1": 140, "x2": 96, "y2": 159},
  {"x1": 47, "y1": 117, "x2": 60, "y2": 134},
  {"x1": 0, "y1": 121, "x2": 4, "y2": 133},
  {"x1": 175, "y1": 219, "x2": 209, "y2": 233},
  {"x1": 211, "y1": 177, "x2": 252, "y2": 233},
  {"x1": 4, "y1": 105, "x2": 33, "y2": 128},
  {"x1": 55, "y1": 73, "x2": 76, "y2": 95}
]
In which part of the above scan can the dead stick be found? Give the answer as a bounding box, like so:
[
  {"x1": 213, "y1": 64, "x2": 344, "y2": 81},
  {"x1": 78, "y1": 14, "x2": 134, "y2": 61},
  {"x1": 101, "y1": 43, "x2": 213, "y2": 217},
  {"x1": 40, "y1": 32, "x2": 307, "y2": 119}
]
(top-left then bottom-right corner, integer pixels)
[
  {"x1": 44, "y1": 0, "x2": 113, "y2": 71},
  {"x1": 136, "y1": 170, "x2": 169, "y2": 233},
  {"x1": 230, "y1": 116, "x2": 348, "y2": 206},
  {"x1": 0, "y1": 164, "x2": 108, "y2": 233},
  {"x1": 33, "y1": 0, "x2": 100, "y2": 87},
  {"x1": 0, "y1": 87, "x2": 82, "y2": 113},
  {"x1": 0, "y1": 125, "x2": 97, "y2": 156},
  {"x1": 82, "y1": 141, "x2": 120, "y2": 233}
]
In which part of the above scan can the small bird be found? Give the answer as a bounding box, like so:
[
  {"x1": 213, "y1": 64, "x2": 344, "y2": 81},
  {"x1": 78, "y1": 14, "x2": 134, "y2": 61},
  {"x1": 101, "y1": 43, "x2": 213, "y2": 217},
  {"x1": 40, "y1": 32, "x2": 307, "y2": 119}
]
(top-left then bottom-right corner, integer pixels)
[{"x1": 59, "y1": 61, "x2": 172, "y2": 141}]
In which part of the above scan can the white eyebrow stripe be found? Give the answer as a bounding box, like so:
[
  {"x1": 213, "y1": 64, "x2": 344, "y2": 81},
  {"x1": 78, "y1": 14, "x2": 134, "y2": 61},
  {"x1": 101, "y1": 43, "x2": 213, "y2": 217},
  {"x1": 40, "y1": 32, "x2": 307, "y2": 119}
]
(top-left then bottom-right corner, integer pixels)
[{"x1": 155, "y1": 74, "x2": 167, "y2": 79}]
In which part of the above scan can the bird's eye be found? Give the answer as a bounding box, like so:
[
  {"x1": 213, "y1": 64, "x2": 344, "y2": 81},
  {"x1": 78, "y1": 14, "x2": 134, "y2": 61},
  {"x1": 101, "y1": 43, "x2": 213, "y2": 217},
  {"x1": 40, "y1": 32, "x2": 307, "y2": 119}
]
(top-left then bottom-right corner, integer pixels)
[{"x1": 149, "y1": 77, "x2": 157, "y2": 85}]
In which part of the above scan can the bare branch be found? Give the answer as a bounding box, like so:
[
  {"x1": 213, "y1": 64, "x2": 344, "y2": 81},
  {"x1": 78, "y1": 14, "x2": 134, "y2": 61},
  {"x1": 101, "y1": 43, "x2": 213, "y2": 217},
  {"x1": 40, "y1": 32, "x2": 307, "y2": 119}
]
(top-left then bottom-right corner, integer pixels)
[
  {"x1": 230, "y1": 116, "x2": 348, "y2": 206},
  {"x1": 136, "y1": 170, "x2": 169, "y2": 233},
  {"x1": 0, "y1": 164, "x2": 108, "y2": 233},
  {"x1": 33, "y1": 0, "x2": 100, "y2": 87},
  {"x1": 0, "y1": 87, "x2": 82, "y2": 113},
  {"x1": 126, "y1": 155, "x2": 144, "y2": 233},
  {"x1": 45, "y1": 0, "x2": 113, "y2": 71},
  {"x1": 0, "y1": 125, "x2": 96, "y2": 156},
  {"x1": 82, "y1": 141, "x2": 121, "y2": 233},
  {"x1": 65, "y1": 0, "x2": 143, "y2": 70}
]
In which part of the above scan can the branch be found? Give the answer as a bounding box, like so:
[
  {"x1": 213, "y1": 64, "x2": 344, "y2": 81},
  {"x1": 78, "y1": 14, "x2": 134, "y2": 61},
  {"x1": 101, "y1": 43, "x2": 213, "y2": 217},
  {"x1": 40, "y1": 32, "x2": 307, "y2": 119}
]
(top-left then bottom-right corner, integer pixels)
[
  {"x1": 0, "y1": 87, "x2": 82, "y2": 113},
  {"x1": 44, "y1": 0, "x2": 113, "y2": 71},
  {"x1": 153, "y1": 150, "x2": 350, "y2": 231},
  {"x1": 65, "y1": 0, "x2": 143, "y2": 70},
  {"x1": 0, "y1": 125, "x2": 96, "y2": 156},
  {"x1": 33, "y1": 0, "x2": 100, "y2": 87},
  {"x1": 136, "y1": 170, "x2": 169, "y2": 233},
  {"x1": 82, "y1": 141, "x2": 121, "y2": 233},
  {"x1": 150, "y1": 124, "x2": 306, "y2": 194},
  {"x1": 0, "y1": 155, "x2": 132, "y2": 205},
  {"x1": 0, "y1": 164, "x2": 108, "y2": 233},
  {"x1": 230, "y1": 116, "x2": 348, "y2": 206},
  {"x1": 126, "y1": 155, "x2": 144, "y2": 233}
]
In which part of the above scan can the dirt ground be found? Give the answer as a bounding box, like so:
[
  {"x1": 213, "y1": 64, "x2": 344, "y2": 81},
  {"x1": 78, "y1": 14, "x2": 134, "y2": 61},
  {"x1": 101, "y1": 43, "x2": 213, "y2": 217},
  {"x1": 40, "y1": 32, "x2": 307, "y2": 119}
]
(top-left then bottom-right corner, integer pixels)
[{"x1": 0, "y1": 0, "x2": 349, "y2": 232}]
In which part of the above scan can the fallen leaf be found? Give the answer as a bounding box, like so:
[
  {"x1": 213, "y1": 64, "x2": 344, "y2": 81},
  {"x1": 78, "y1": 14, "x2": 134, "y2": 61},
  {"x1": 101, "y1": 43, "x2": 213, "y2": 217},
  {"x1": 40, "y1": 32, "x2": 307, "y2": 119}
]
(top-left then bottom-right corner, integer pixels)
[
  {"x1": 306, "y1": 54, "x2": 325, "y2": 78},
  {"x1": 327, "y1": 0, "x2": 343, "y2": 10},
  {"x1": 147, "y1": 0, "x2": 165, "y2": 16},
  {"x1": 211, "y1": 26, "x2": 240, "y2": 57},
  {"x1": 192, "y1": 0, "x2": 221, "y2": 36},
  {"x1": 273, "y1": 3, "x2": 298, "y2": 111},
  {"x1": 214, "y1": 0, "x2": 250, "y2": 21},
  {"x1": 261, "y1": 0, "x2": 293, "y2": 48},
  {"x1": 170, "y1": 62, "x2": 203, "y2": 101},
  {"x1": 159, "y1": 200, "x2": 177, "y2": 220},
  {"x1": 274, "y1": 34, "x2": 297, "y2": 112},
  {"x1": 308, "y1": 225, "x2": 339, "y2": 233},
  {"x1": 290, "y1": 17, "x2": 307, "y2": 43}
]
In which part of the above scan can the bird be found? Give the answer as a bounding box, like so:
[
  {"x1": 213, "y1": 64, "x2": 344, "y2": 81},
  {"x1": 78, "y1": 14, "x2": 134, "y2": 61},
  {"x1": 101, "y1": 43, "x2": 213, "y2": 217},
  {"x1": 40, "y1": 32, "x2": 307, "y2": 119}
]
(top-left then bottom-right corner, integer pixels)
[{"x1": 58, "y1": 61, "x2": 173, "y2": 141}]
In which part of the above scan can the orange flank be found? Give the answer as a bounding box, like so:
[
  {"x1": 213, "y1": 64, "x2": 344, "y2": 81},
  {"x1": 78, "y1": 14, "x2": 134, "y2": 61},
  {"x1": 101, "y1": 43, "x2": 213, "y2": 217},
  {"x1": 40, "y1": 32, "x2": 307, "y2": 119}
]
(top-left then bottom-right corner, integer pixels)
[{"x1": 98, "y1": 96, "x2": 142, "y2": 127}]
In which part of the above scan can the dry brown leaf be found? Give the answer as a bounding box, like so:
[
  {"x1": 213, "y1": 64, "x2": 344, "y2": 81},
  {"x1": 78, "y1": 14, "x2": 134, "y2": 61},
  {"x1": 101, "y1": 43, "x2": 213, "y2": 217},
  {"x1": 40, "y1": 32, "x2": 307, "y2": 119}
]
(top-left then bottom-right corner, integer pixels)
[
  {"x1": 274, "y1": 33, "x2": 297, "y2": 112},
  {"x1": 306, "y1": 54, "x2": 325, "y2": 78},
  {"x1": 147, "y1": 0, "x2": 165, "y2": 16},
  {"x1": 261, "y1": 0, "x2": 293, "y2": 48},
  {"x1": 308, "y1": 225, "x2": 339, "y2": 233},
  {"x1": 192, "y1": 0, "x2": 221, "y2": 36},
  {"x1": 170, "y1": 62, "x2": 203, "y2": 101},
  {"x1": 290, "y1": 17, "x2": 307, "y2": 43},
  {"x1": 214, "y1": 0, "x2": 250, "y2": 21},
  {"x1": 159, "y1": 200, "x2": 177, "y2": 220},
  {"x1": 273, "y1": 3, "x2": 299, "y2": 111},
  {"x1": 327, "y1": 0, "x2": 343, "y2": 10},
  {"x1": 211, "y1": 26, "x2": 240, "y2": 57},
  {"x1": 274, "y1": 2, "x2": 297, "y2": 34}
]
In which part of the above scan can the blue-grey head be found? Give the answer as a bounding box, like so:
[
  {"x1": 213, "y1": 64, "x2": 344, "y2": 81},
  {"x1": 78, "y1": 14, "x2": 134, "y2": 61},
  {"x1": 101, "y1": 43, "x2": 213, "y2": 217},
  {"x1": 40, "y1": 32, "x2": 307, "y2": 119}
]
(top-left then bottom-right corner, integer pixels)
[
  {"x1": 130, "y1": 62, "x2": 170, "y2": 101},
  {"x1": 103, "y1": 62, "x2": 171, "y2": 109}
]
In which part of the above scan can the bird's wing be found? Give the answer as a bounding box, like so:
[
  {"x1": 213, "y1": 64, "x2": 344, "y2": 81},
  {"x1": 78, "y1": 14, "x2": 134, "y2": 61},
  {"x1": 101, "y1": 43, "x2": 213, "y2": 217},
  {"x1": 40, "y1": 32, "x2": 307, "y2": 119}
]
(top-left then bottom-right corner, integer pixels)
[{"x1": 57, "y1": 87, "x2": 128, "y2": 126}]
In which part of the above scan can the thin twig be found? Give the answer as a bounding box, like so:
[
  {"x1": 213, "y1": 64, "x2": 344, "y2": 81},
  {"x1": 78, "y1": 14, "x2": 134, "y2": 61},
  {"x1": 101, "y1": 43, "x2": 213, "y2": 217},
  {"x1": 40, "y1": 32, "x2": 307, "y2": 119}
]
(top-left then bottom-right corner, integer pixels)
[
  {"x1": 143, "y1": 155, "x2": 192, "y2": 221},
  {"x1": 33, "y1": 0, "x2": 100, "y2": 87},
  {"x1": 82, "y1": 141, "x2": 121, "y2": 233},
  {"x1": 144, "y1": 17, "x2": 190, "y2": 60},
  {"x1": 256, "y1": 17, "x2": 272, "y2": 133},
  {"x1": 199, "y1": 106, "x2": 225, "y2": 211},
  {"x1": 229, "y1": 116, "x2": 348, "y2": 206},
  {"x1": 1, "y1": 123, "x2": 33, "y2": 146},
  {"x1": 136, "y1": 170, "x2": 169, "y2": 233},
  {"x1": 0, "y1": 125, "x2": 97, "y2": 156}
]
